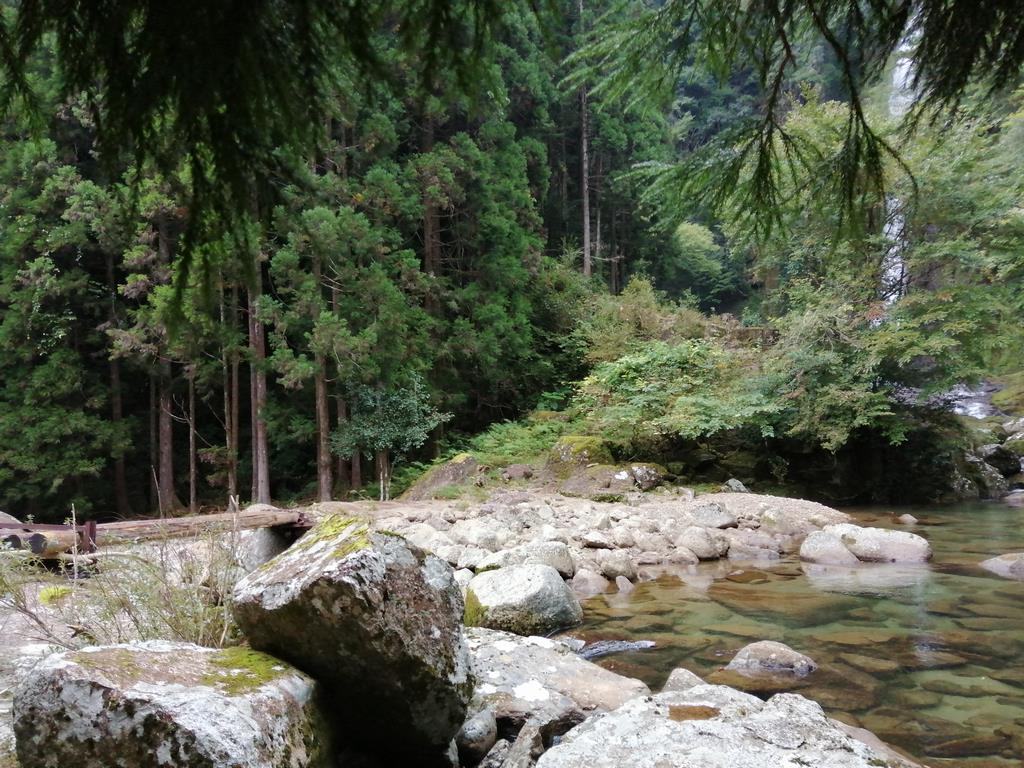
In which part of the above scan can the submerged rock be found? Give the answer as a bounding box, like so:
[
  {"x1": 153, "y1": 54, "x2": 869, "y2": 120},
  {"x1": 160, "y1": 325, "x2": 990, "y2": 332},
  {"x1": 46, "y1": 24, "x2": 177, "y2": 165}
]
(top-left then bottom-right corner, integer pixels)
[
  {"x1": 725, "y1": 640, "x2": 817, "y2": 677},
  {"x1": 231, "y1": 516, "x2": 472, "y2": 765},
  {"x1": 979, "y1": 552, "x2": 1024, "y2": 580},
  {"x1": 577, "y1": 639, "x2": 656, "y2": 661},
  {"x1": 465, "y1": 564, "x2": 583, "y2": 635},
  {"x1": 534, "y1": 687, "x2": 921, "y2": 768},
  {"x1": 13, "y1": 641, "x2": 327, "y2": 768}
]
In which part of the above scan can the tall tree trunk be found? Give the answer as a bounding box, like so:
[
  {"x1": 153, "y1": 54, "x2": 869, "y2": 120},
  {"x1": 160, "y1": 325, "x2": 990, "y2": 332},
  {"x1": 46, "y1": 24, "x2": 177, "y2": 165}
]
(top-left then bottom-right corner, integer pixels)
[
  {"x1": 158, "y1": 360, "x2": 182, "y2": 514},
  {"x1": 312, "y1": 254, "x2": 333, "y2": 501},
  {"x1": 188, "y1": 370, "x2": 197, "y2": 513},
  {"x1": 422, "y1": 117, "x2": 441, "y2": 314},
  {"x1": 105, "y1": 254, "x2": 131, "y2": 518},
  {"x1": 248, "y1": 269, "x2": 271, "y2": 504},
  {"x1": 149, "y1": 374, "x2": 158, "y2": 511},
  {"x1": 221, "y1": 286, "x2": 239, "y2": 502},
  {"x1": 335, "y1": 398, "x2": 351, "y2": 492},
  {"x1": 376, "y1": 449, "x2": 391, "y2": 501},
  {"x1": 579, "y1": 0, "x2": 591, "y2": 277},
  {"x1": 351, "y1": 449, "x2": 362, "y2": 491}
]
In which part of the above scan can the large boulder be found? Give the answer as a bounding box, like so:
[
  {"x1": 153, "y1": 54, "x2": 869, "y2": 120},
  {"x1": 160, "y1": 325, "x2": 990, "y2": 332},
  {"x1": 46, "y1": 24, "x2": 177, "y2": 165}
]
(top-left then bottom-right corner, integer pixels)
[
  {"x1": 13, "y1": 642, "x2": 327, "y2": 768},
  {"x1": 465, "y1": 564, "x2": 583, "y2": 635},
  {"x1": 800, "y1": 523, "x2": 931, "y2": 564},
  {"x1": 232, "y1": 516, "x2": 472, "y2": 765},
  {"x1": 725, "y1": 641, "x2": 817, "y2": 677},
  {"x1": 535, "y1": 687, "x2": 921, "y2": 768},
  {"x1": 402, "y1": 453, "x2": 481, "y2": 501},
  {"x1": 547, "y1": 437, "x2": 614, "y2": 476},
  {"x1": 977, "y1": 444, "x2": 1022, "y2": 476},
  {"x1": 673, "y1": 526, "x2": 729, "y2": 560},
  {"x1": 979, "y1": 552, "x2": 1024, "y2": 580},
  {"x1": 465, "y1": 628, "x2": 649, "y2": 733},
  {"x1": 0, "y1": 510, "x2": 19, "y2": 526}
]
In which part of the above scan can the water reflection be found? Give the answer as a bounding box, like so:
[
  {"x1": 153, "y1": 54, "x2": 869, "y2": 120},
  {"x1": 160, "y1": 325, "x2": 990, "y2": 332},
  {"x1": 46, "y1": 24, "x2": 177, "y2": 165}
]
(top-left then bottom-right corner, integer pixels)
[{"x1": 563, "y1": 503, "x2": 1024, "y2": 766}]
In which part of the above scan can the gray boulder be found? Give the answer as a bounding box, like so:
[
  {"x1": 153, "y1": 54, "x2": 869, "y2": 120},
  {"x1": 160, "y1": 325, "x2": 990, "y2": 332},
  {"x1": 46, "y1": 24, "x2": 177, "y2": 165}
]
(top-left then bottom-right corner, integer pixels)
[
  {"x1": 977, "y1": 443, "x2": 1022, "y2": 476},
  {"x1": 13, "y1": 641, "x2": 327, "y2": 768},
  {"x1": 689, "y1": 501, "x2": 737, "y2": 529},
  {"x1": 465, "y1": 628, "x2": 649, "y2": 733},
  {"x1": 0, "y1": 510, "x2": 19, "y2": 526},
  {"x1": 801, "y1": 524, "x2": 931, "y2": 564},
  {"x1": 725, "y1": 640, "x2": 817, "y2": 677},
  {"x1": 466, "y1": 564, "x2": 583, "y2": 635},
  {"x1": 534, "y1": 687, "x2": 921, "y2": 768},
  {"x1": 456, "y1": 708, "x2": 498, "y2": 764},
  {"x1": 722, "y1": 478, "x2": 749, "y2": 493},
  {"x1": 232, "y1": 516, "x2": 472, "y2": 765},
  {"x1": 569, "y1": 568, "x2": 610, "y2": 597},
  {"x1": 477, "y1": 542, "x2": 575, "y2": 578},
  {"x1": 799, "y1": 530, "x2": 860, "y2": 566},
  {"x1": 979, "y1": 552, "x2": 1024, "y2": 580},
  {"x1": 673, "y1": 526, "x2": 729, "y2": 560}
]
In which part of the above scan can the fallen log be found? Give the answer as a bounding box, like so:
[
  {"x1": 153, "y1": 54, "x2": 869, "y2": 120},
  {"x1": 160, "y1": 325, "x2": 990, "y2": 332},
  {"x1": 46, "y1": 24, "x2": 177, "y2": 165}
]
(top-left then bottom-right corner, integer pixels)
[
  {"x1": 26, "y1": 531, "x2": 81, "y2": 557},
  {"x1": 96, "y1": 508, "x2": 308, "y2": 543}
]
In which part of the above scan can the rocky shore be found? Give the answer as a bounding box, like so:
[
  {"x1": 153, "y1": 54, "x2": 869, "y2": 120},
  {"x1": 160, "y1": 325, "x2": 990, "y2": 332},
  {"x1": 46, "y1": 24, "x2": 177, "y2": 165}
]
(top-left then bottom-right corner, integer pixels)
[{"x1": 0, "y1": 489, "x2": 938, "y2": 768}]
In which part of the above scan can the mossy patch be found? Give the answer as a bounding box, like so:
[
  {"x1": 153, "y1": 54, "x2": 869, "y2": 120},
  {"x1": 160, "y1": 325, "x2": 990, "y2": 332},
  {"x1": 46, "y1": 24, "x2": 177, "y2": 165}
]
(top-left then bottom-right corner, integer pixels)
[
  {"x1": 299, "y1": 515, "x2": 371, "y2": 558},
  {"x1": 203, "y1": 646, "x2": 290, "y2": 695},
  {"x1": 38, "y1": 584, "x2": 73, "y2": 606},
  {"x1": 993, "y1": 370, "x2": 1024, "y2": 415},
  {"x1": 548, "y1": 436, "x2": 614, "y2": 474},
  {"x1": 463, "y1": 588, "x2": 486, "y2": 627}
]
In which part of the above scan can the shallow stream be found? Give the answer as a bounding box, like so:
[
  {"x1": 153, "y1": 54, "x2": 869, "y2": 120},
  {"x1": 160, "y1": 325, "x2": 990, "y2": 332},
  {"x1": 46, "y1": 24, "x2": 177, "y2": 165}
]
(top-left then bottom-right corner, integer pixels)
[{"x1": 564, "y1": 503, "x2": 1024, "y2": 766}]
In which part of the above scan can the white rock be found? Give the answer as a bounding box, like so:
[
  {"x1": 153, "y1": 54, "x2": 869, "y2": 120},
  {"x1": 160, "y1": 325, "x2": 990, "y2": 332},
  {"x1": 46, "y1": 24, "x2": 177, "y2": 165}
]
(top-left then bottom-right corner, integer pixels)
[
  {"x1": 13, "y1": 641, "x2": 325, "y2": 768},
  {"x1": 823, "y1": 523, "x2": 931, "y2": 563},
  {"x1": 661, "y1": 667, "x2": 704, "y2": 692},
  {"x1": 673, "y1": 526, "x2": 728, "y2": 560},
  {"x1": 980, "y1": 552, "x2": 1024, "y2": 580},
  {"x1": 535, "y1": 688, "x2": 921, "y2": 768}
]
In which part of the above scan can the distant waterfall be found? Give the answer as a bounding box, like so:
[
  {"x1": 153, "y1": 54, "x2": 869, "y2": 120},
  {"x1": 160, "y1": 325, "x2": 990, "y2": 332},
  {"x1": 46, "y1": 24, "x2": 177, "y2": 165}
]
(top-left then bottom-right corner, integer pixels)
[{"x1": 878, "y1": 32, "x2": 918, "y2": 308}]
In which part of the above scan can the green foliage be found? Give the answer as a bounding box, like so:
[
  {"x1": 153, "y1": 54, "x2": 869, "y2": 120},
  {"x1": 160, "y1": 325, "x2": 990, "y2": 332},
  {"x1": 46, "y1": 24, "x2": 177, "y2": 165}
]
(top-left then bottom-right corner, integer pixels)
[{"x1": 331, "y1": 376, "x2": 451, "y2": 463}]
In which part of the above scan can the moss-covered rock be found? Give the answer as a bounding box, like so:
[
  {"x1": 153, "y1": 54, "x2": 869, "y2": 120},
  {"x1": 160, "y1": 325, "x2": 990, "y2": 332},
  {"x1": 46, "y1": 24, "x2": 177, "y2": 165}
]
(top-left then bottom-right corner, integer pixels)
[
  {"x1": 547, "y1": 436, "x2": 614, "y2": 476},
  {"x1": 464, "y1": 564, "x2": 582, "y2": 636},
  {"x1": 232, "y1": 516, "x2": 473, "y2": 766},
  {"x1": 13, "y1": 641, "x2": 327, "y2": 768},
  {"x1": 401, "y1": 453, "x2": 480, "y2": 501}
]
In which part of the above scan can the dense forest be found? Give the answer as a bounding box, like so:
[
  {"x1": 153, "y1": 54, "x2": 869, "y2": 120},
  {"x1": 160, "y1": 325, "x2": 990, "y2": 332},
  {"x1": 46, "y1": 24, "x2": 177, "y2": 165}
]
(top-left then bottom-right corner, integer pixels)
[{"x1": 1, "y1": 1, "x2": 1022, "y2": 520}]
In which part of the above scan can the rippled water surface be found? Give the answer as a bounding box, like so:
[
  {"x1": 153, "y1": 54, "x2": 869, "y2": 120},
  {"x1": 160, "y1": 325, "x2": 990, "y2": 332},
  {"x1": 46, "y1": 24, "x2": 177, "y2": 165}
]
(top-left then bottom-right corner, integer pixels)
[{"x1": 564, "y1": 503, "x2": 1024, "y2": 765}]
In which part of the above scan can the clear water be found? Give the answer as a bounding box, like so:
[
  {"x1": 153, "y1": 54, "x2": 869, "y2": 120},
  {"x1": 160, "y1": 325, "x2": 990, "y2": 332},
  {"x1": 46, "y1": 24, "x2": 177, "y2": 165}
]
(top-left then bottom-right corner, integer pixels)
[{"x1": 563, "y1": 504, "x2": 1024, "y2": 765}]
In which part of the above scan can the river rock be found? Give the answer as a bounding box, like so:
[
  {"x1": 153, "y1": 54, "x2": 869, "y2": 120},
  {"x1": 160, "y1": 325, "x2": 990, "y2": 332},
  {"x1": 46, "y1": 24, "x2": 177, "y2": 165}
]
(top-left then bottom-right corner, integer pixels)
[
  {"x1": 477, "y1": 542, "x2": 575, "y2": 578},
  {"x1": 799, "y1": 530, "x2": 860, "y2": 565},
  {"x1": 978, "y1": 444, "x2": 1021, "y2": 476},
  {"x1": 803, "y1": 523, "x2": 931, "y2": 564},
  {"x1": 232, "y1": 516, "x2": 472, "y2": 765},
  {"x1": 502, "y1": 464, "x2": 535, "y2": 482},
  {"x1": 661, "y1": 667, "x2": 705, "y2": 692},
  {"x1": 0, "y1": 510, "x2": 19, "y2": 525},
  {"x1": 13, "y1": 641, "x2": 327, "y2": 768},
  {"x1": 897, "y1": 513, "x2": 918, "y2": 525},
  {"x1": 690, "y1": 501, "x2": 737, "y2": 529},
  {"x1": 465, "y1": 628, "x2": 649, "y2": 733},
  {"x1": 456, "y1": 708, "x2": 498, "y2": 764},
  {"x1": 979, "y1": 552, "x2": 1024, "y2": 580},
  {"x1": 723, "y1": 478, "x2": 749, "y2": 493},
  {"x1": 569, "y1": 568, "x2": 610, "y2": 597},
  {"x1": 466, "y1": 564, "x2": 583, "y2": 635},
  {"x1": 534, "y1": 687, "x2": 920, "y2": 768},
  {"x1": 725, "y1": 640, "x2": 817, "y2": 677},
  {"x1": 596, "y1": 549, "x2": 636, "y2": 581},
  {"x1": 674, "y1": 526, "x2": 729, "y2": 560}
]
